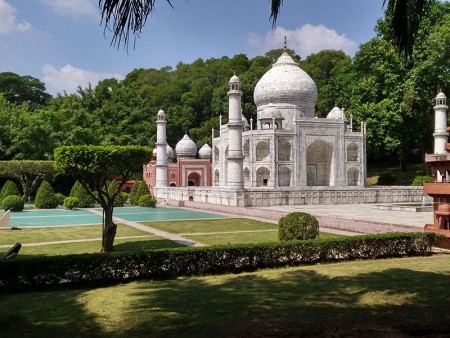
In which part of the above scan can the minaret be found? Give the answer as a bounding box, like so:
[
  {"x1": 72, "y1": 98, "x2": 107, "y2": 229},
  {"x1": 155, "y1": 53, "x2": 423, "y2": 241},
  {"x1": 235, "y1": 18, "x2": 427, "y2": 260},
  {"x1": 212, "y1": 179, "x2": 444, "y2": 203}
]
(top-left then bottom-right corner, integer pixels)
[
  {"x1": 155, "y1": 109, "x2": 168, "y2": 187},
  {"x1": 226, "y1": 74, "x2": 244, "y2": 188},
  {"x1": 433, "y1": 92, "x2": 448, "y2": 154}
]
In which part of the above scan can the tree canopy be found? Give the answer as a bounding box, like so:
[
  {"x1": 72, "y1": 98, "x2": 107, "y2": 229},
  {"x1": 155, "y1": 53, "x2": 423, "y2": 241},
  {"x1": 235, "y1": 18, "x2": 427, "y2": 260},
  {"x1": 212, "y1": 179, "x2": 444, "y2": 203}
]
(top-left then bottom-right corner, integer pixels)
[{"x1": 54, "y1": 145, "x2": 151, "y2": 252}]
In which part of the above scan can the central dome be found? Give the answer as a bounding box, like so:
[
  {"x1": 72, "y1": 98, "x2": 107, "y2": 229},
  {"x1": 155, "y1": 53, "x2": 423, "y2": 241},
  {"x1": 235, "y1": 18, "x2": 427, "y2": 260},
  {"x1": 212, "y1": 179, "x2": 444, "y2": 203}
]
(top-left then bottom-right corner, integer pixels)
[{"x1": 254, "y1": 51, "x2": 318, "y2": 117}]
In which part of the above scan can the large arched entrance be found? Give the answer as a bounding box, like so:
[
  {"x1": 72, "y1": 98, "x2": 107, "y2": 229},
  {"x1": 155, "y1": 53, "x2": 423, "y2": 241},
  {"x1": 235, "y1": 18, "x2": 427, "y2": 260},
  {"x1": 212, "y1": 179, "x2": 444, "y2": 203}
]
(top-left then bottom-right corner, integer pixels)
[
  {"x1": 187, "y1": 172, "x2": 201, "y2": 186},
  {"x1": 306, "y1": 140, "x2": 334, "y2": 186}
]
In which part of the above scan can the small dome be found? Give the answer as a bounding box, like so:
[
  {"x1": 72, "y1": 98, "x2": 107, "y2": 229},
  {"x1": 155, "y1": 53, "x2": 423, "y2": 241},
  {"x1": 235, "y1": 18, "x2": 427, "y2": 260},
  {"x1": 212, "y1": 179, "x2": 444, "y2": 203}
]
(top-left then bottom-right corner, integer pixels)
[
  {"x1": 166, "y1": 144, "x2": 174, "y2": 160},
  {"x1": 198, "y1": 144, "x2": 212, "y2": 159},
  {"x1": 327, "y1": 106, "x2": 345, "y2": 120},
  {"x1": 229, "y1": 74, "x2": 240, "y2": 83},
  {"x1": 157, "y1": 109, "x2": 165, "y2": 117},
  {"x1": 259, "y1": 102, "x2": 283, "y2": 120},
  {"x1": 175, "y1": 134, "x2": 197, "y2": 158},
  {"x1": 437, "y1": 92, "x2": 447, "y2": 99}
]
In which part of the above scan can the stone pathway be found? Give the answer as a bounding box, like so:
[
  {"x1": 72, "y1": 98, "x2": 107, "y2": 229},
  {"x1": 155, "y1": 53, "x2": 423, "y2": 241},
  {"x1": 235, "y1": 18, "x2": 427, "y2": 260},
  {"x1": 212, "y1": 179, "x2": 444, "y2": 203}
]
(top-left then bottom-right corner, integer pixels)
[{"x1": 83, "y1": 208, "x2": 206, "y2": 247}]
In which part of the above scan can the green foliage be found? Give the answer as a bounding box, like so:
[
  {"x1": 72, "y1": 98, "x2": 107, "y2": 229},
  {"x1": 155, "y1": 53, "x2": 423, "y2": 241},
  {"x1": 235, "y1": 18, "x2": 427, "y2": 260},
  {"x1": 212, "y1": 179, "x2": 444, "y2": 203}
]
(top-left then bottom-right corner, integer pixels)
[
  {"x1": 1, "y1": 195, "x2": 24, "y2": 211},
  {"x1": 129, "y1": 181, "x2": 140, "y2": 205},
  {"x1": 54, "y1": 193, "x2": 66, "y2": 205},
  {"x1": 278, "y1": 212, "x2": 319, "y2": 241},
  {"x1": 133, "y1": 181, "x2": 150, "y2": 206},
  {"x1": 0, "y1": 180, "x2": 20, "y2": 202},
  {"x1": 34, "y1": 180, "x2": 58, "y2": 209},
  {"x1": 138, "y1": 194, "x2": 157, "y2": 207},
  {"x1": 377, "y1": 172, "x2": 398, "y2": 185},
  {"x1": 0, "y1": 232, "x2": 441, "y2": 292},
  {"x1": 70, "y1": 181, "x2": 95, "y2": 208},
  {"x1": 63, "y1": 197, "x2": 80, "y2": 209},
  {"x1": 107, "y1": 180, "x2": 127, "y2": 206},
  {"x1": 0, "y1": 161, "x2": 59, "y2": 200},
  {"x1": 411, "y1": 175, "x2": 434, "y2": 186},
  {"x1": 0, "y1": 72, "x2": 51, "y2": 108}
]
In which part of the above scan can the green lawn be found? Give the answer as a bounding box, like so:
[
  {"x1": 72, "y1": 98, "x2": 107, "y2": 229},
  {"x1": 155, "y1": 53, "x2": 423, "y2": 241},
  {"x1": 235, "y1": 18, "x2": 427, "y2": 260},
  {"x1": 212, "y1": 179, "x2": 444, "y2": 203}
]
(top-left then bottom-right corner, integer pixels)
[
  {"x1": 1, "y1": 254, "x2": 449, "y2": 337},
  {"x1": 0, "y1": 218, "x2": 344, "y2": 256},
  {"x1": 367, "y1": 162, "x2": 429, "y2": 185},
  {"x1": 143, "y1": 218, "x2": 343, "y2": 245}
]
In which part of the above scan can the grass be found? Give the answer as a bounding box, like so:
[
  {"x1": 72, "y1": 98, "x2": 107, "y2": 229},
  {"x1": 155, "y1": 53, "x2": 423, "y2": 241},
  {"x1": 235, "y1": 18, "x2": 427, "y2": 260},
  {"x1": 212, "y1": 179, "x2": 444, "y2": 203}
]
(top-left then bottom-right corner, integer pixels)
[
  {"x1": 367, "y1": 162, "x2": 429, "y2": 185},
  {"x1": 0, "y1": 224, "x2": 182, "y2": 256},
  {"x1": 1, "y1": 254, "x2": 449, "y2": 337},
  {"x1": 0, "y1": 218, "x2": 344, "y2": 257},
  {"x1": 142, "y1": 218, "x2": 343, "y2": 245}
]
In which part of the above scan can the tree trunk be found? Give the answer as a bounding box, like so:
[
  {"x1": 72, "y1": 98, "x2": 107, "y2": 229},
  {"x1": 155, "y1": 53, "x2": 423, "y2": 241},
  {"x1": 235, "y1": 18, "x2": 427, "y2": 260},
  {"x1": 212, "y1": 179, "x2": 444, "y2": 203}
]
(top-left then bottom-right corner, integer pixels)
[{"x1": 101, "y1": 204, "x2": 117, "y2": 252}]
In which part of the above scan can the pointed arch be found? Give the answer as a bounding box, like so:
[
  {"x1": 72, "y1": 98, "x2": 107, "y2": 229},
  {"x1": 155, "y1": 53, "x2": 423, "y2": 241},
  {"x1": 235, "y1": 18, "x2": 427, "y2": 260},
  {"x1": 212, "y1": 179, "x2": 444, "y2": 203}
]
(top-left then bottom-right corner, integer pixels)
[
  {"x1": 256, "y1": 167, "x2": 270, "y2": 187},
  {"x1": 347, "y1": 143, "x2": 359, "y2": 161},
  {"x1": 278, "y1": 140, "x2": 291, "y2": 161},
  {"x1": 347, "y1": 167, "x2": 360, "y2": 186},
  {"x1": 306, "y1": 140, "x2": 334, "y2": 186},
  {"x1": 256, "y1": 141, "x2": 270, "y2": 161},
  {"x1": 278, "y1": 166, "x2": 291, "y2": 187}
]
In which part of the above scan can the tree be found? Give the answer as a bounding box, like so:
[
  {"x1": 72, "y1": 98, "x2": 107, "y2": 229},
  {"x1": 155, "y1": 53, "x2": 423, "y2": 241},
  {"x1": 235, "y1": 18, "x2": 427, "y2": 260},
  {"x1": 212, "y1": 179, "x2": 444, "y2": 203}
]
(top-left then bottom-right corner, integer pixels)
[
  {"x1": 0, "y1": 180, "x2": 21, "y2": 202},
  {"x1": 98, "y1": 0, "x2": 431, "y2": 61},
  {"x1": 54, "y1": 145, "x2": 151, "y2": 252},
  {"x1": 0, "y1": 161, "x2": 59, "y2": 200},
  {"x1": 0, "y1": 72, "x2": 51, "y2": 108}
]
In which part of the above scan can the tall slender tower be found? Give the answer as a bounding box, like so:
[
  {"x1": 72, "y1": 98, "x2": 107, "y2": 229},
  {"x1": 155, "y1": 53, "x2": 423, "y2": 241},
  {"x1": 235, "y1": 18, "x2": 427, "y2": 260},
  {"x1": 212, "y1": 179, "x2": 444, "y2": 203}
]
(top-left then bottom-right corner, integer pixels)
[
  {"x1": 433, "y1": 92, "x2": 449, "y2": 154},
  {"x1": 155, "y1": 109, "x2": 168, "y2": 187},
  {"x1": 226, "y1": 74, "x2": 244, "y2": 188}
]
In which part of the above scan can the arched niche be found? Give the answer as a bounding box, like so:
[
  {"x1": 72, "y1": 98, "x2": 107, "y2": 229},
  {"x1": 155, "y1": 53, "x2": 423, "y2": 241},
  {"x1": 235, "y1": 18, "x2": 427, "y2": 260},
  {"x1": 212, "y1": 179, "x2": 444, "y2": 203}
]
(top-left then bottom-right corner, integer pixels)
[{"x1": 306, "y1": 140, "x2": 334, "y2": 186}]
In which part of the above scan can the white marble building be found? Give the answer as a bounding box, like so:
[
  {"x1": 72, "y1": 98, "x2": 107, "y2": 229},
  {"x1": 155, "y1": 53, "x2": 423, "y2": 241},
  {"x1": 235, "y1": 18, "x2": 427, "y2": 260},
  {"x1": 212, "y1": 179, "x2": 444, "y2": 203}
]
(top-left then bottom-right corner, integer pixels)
[{"x1": 213, "y1": 50, "x2": 366, "y2": 189}]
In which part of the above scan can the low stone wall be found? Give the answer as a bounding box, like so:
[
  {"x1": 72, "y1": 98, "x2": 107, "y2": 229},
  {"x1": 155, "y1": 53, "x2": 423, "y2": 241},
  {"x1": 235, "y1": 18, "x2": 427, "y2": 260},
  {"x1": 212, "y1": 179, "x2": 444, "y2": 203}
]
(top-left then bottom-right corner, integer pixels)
[{"x1": 155, "y1": 186, "x2": 428, "y2": 207}]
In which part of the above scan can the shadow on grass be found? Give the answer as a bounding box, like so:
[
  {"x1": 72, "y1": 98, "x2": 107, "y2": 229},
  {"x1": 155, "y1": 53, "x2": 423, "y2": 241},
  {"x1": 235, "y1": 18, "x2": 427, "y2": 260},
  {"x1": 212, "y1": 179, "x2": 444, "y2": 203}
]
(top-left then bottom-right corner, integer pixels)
[
  {"x1": 124, "y1": 264, "x2": 450, "y2": 337},
  {"x1": 113, "y1": 239, "x2": 184, "y2": 252},
  {"x1": 1, "y1": 257, "x2": 449, "y2": 338}
]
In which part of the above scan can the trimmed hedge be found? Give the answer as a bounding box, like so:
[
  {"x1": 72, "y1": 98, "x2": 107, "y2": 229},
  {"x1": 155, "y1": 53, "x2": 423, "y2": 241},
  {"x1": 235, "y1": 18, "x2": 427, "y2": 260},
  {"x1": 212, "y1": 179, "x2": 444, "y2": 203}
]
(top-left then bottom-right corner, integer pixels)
[
  {"x1": 0, "y1": 232, "x2": 441, "y2": 293},
  {"x1": 63, "y1": 197, "x2": 80, "y2": 209},
  {"x1": 138, "y1": 194, "x2": 157, "y2": 207}
]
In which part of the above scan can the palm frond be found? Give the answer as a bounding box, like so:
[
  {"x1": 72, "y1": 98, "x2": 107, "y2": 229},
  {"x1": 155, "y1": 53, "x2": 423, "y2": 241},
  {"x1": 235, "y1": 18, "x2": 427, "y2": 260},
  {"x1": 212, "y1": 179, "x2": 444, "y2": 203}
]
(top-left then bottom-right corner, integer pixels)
[
  {"x1": 383, "y1": 0, "x2": 431, "y2": 60},
  {"x1": 269, "y1": 0, "x2": 283, "y2": 27},
  {"x1": 98, "y1": 0, "x2": 173, "y2": 49}
]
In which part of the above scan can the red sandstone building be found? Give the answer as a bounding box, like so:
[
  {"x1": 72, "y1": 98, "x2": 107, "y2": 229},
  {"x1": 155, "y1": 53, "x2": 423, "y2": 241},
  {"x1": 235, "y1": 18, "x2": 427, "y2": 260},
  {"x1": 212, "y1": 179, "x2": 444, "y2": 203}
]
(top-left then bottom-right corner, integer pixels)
[{"x1": 143, "y1": 133, "x2": 212, "y2": 194}]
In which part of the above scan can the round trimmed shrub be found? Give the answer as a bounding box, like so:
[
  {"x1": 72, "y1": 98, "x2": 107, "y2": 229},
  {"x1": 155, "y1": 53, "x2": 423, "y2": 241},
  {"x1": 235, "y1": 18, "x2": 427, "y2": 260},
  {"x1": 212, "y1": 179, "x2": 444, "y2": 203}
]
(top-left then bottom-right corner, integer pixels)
[
  {"x1": 138, "y1": 194, "x2": 156, "y2": 207},
  {"x1": 34, "y1": 180, "x2": 58, "y2": 209},
  {"x1": 0, "y1": 180, "x2": 21, "y2": 202},
  {"x1": 278, "y1": 212, "x2": 319, "y2": 241},
  {"x1": 2, "y1": 195, "x2": 24, "y2": 211},
  {"x1": 411, "y1": 175, "x2": 434, "y2": 186},
  {"x1": 63, "y1": 197, "x2": 80, "y2": 209}
]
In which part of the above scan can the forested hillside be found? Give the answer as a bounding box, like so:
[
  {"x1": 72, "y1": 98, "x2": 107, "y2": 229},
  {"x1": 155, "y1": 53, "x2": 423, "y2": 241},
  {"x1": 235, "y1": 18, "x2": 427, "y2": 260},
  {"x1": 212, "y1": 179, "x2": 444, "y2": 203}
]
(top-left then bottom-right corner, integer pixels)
[{"x1": 0, "y1": 1, "x2": 448, "y2": 169}]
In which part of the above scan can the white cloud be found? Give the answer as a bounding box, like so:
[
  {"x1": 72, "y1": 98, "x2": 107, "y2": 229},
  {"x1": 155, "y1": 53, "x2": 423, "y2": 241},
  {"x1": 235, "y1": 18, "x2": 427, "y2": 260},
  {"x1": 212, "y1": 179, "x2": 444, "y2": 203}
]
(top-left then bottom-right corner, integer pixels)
[
  {"x1": 248, "y1": 25, "x2": 358, "y2": 58},
  {"x1": 39, "y1": 0, "x2": 97, "y2": 17},
  {"x1": 42, "y1": 64, "x2": 123, "y2": 95},
  {"x1": 0, "y1": 0, "x2": 32, "y2": 36}
]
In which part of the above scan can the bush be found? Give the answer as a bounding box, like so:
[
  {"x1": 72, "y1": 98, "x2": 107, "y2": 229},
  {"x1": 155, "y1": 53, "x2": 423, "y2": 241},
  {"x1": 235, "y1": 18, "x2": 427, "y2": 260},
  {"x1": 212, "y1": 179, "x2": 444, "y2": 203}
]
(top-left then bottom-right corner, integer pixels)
[
  {"x1": 63, "y1": 197, "x2": 80, "y2": 209},
  {"x1": 377, "y1": 172, "x2": 397, "y2": 185},
  {"x1": 129, "y1": 181, "x2": 141, "y2": 205},
  {"x1": 107, "y1": 180, "x2": 128, "y2": 207},
  {"x1": 278, "y1": 212, "x2": 319, "y2": 241},
  {"x1": 138, "y1": 194, "x2": 157, "y2": 207},
  {"x1": 1, "y1": 195, "x2": 24, "y2": 212},
  {"x1": 0, "y1": 232, "x2": 441, "y2": 293},
  {"x1": 34, "y1": 180, "x2": 58, "y2": 209},
  {"x1": 70, "y1": 181, "x2": 95, "y2": 208},
  {"x1": 411, "y1": 175, "x2": 434, "y2": 186},
  {"x1": 0, "y1": 180, "x2": 20, "y2": 202},
  {"x1": 134, "y1": 181, "x2": 150, "y2": 206},
  {"x1": 55, "y1": 193, "x2": 66, "y2": 206}
]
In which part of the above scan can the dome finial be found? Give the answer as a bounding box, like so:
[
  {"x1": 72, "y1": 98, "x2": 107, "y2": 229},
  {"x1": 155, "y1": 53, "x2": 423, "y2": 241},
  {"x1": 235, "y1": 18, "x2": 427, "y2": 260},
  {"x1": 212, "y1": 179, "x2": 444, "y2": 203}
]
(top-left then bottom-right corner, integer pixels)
[{"x1": 284, "y1": 36, "x2": 287, "y2": 50}]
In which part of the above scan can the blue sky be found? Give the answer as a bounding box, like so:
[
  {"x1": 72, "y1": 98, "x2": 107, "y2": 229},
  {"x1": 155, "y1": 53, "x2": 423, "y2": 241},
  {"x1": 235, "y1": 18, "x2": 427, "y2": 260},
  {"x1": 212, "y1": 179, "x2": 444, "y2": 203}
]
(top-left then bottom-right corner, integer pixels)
[{"x1": 0, "y1": 0, "x2": 385, "y2": 95}]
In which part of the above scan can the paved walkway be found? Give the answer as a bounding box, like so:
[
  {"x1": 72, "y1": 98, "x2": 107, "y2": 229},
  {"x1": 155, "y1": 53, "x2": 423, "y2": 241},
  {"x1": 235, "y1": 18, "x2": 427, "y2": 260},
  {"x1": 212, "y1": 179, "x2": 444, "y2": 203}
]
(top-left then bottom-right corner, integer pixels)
[
  {"x1": 84, "y1": 209, "x2": 206, "y2": 247},
  {"x1": 181, "y1": 201, "x2": 432, "y2": 235}
]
